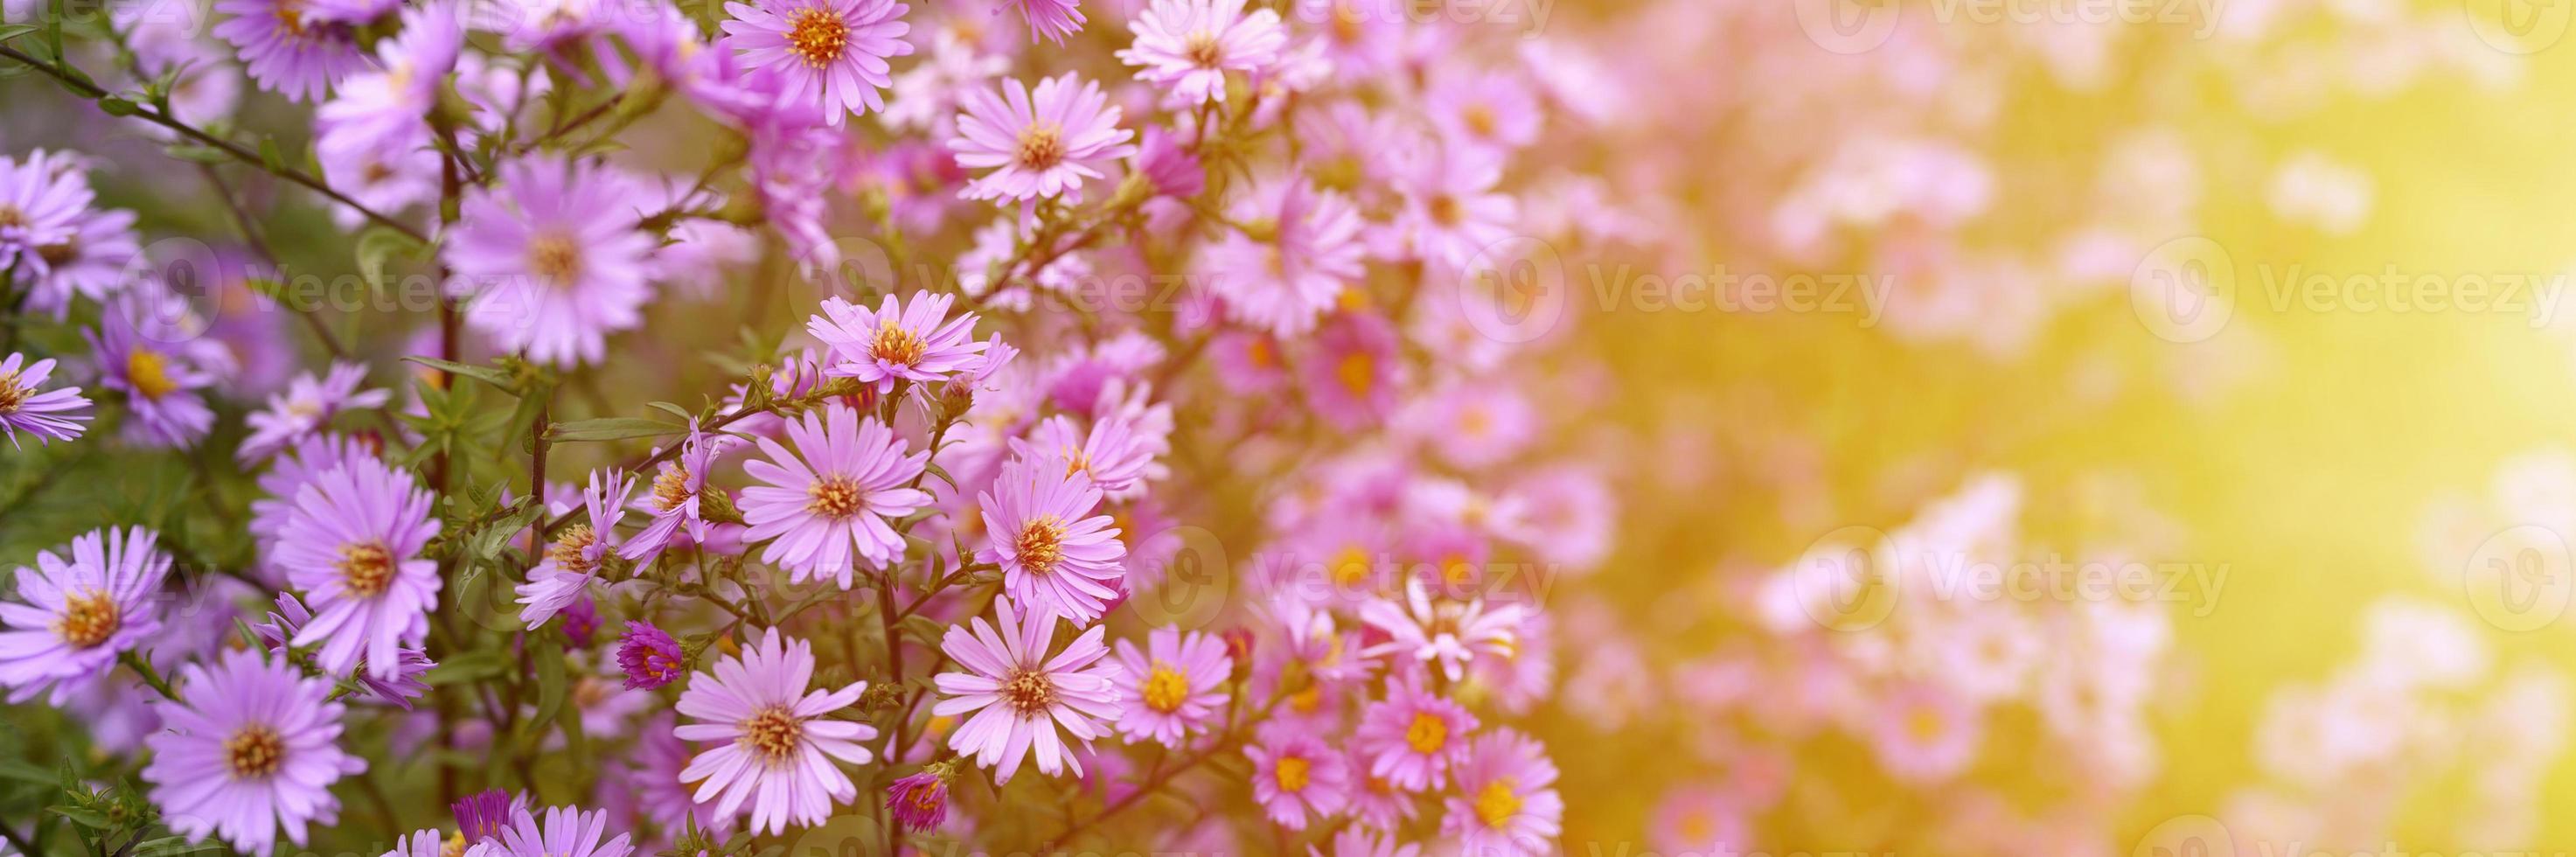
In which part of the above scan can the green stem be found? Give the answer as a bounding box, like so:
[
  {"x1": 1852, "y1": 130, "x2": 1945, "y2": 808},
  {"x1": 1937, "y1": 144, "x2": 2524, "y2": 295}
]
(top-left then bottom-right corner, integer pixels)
[{"x1": 117, "y1": 652, "x2": 178, "y2": 701}]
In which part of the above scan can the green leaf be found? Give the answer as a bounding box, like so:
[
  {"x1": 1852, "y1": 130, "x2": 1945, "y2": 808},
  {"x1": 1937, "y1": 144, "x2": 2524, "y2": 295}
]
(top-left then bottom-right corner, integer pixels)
[
  {"x1": 548, "y1": 417, "x2": 684, "y2": 442},
  {"x1": 520, "y1": 642, "x2": 569, "y2": 745},
  {"x1": 48, "y1": 804, "x2": 112, "y2": 829},
  {"x1": 95, "y1": 95, "x2": 139, "y2": 116},
  {"x1": 257, "y1": 136, "x2": 288, "y2": 173},
  {"x1": 0, "y1": 24, "x2": 42, "y2": 43},
  {"x1": 645, "y1": 401, "x2": 697, "y2": 422},
  {"x1": 402, "y1": 356, "x2": 517, "y2": 391},
  {"x1": 426, "y1": 649, "x2": 507, "y2": 686}
]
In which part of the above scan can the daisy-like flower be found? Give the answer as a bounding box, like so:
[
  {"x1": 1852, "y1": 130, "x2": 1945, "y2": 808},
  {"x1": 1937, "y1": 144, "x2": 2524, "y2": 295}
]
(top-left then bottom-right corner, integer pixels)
[
  {"x1": 212, "y1": 0, "x2": 366, "y2": 101},
  {"x1": 1004, "y1": 0, "x2": 1083, "y2": 43},
  {"x1": 1424, "y1": 67, "x2": 1542, "y2": 155},
  {"x1": 238, "y1": 362, "x2": 392, "y2": 464},
  {"x1": 1116, "y1": 0, "x2": 1286, "y2": 106},
  {"x1": 1393, "y1": 143, "x2": 1517, "y2": 270},
  {"x1": 616, "y1": 621, "x2": 687, "y2": 690},
  {"x1": 621, "y1": 420, "x2": 728, "y2": 570},
  {"x1": 806, "y1": 291, "x2": 990, "y2": 394},
  {"x1": 19, "y1": 205, "x2": 140, "y2": 317},
  {"x1": 452, "y1": 789, "x2": 518, "y2": 843},
  {"x1": 1008, "y1": 411, "x2": 1166, "y2": 498},
  {"x1": 314, "y1": 0, "x2": 462, "y2": 159},
  {"x1": 0, "y1": 352, "x2": 90, "y2": 446},
  {"x1": 379, "y1": 828, "x2": 446, "y2": 857},
  {"x1": 1438, "y1": 729, "x2": 1563, "y2": 857},
  {"x1": 85, "y1": 314, "x2": 218, "y2": 449},
  {"x1": 517, "y1": 470, "x2": 634, "y2": 630},
  {"x1": 251, "y1": 434, "x2": 372, "y2": 585},
  {"x1": 1353, "y1": 675, "x2": 1478, "y2": 792},
  {"x1": 676, "y1": 628, "x2": 875, "y2": 835},
  {"x1": 1319, "y1": 827, "x2": 1421, "y2": 857},
  {"x1": 274, "y1": 451, "x2": 442, "y2": 680},
  {"x1": 951, "y1": 73, "x2": 1137, "y2": 212},
  {"x1": 445, "y1": 155, "x2": 653, "y2": 367},
  {"x1": 622, "y1": 711, "x2": 735, "y2": 840},
  {"x1": 1359, "y1": 575, "x2": 1526, "y2": 683},
  {"x1": 1108, "y1": 627, "x2": 1229, "y2": 748},
  {"x1": 1208, "y1": 176, "x2": 1365, "y2": 337},
  {"x1": 740, "y1": 406, "x2": 930, "y2": 587},
  {"x1": 883, "y1": 769, "x2": 948, "y2": 832},
  {"x1": 719, "y1": 0, "x2": 913, "y2": 126},
  {"x1": 0, "y1": 527, "x2": 171, "y2": 703},
  {"x1": 932, "y1": 596, "x2": 1123, "y2": 784},
  {"x1": 1869, "y1": 679, "x2": 1981, "y2": 784},
  {"x1": 978, "y1": 454, "x2": 1127, "y2": 623},
  {"x1": 461, "y1": 805, "x2": 634, "y2": 857},
  {"x1": 1246, "y1": 721, "x2": 1350, "y2": 830},
  {"x1": 257, "y1": 593, "x2": 435, "y2": 708},
  {"x1": 143, "y1": 648, "x2": 366, "y2": 854},
  {"x1": 0, "y1": 150, "x2": 87, "y2": 268}
]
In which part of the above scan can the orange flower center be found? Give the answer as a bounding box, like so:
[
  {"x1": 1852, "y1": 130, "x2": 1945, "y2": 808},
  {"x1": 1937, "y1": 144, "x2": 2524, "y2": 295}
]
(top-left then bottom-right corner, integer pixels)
[
  {"x1": 786, "y1": 7, "x2": 849, "y2": 68},
  {"x1": 55, "y1": 589, "x2": 120, "y2": 648},
  {"x1": 337, "y1": 540, "x2": 395, "y2": 597},
  {"x1": 225, "y1": 725, "x2": 286, "y2": 778}
]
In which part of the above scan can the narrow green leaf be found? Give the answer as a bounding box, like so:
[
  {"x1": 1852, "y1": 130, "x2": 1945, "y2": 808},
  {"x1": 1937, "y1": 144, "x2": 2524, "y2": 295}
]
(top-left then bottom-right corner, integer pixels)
[
  {"x1": 547, "y1": 417, "x2": 684, "y2": 442},
  {"x1": 401, "y1": 356, "x2": 517, "y2": 391}
]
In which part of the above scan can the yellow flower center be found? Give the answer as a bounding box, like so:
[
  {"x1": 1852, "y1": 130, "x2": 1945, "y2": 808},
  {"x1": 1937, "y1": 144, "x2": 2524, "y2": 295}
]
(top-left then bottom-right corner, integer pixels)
[
  {"x1": 871, "y1": 321, "x2": 927, "y2": 367},
  {"x1": 1003, "y1": 668, "x2": 1056, "y2": 714},
  {"x1": 1336, "y1": 352, "x2": 1375, "y2": 397},
  {"x1": 1183, "y1": 31, "x2": 1222, "y2": 67},
  {"x1": 527, "y1": 233, "x2": 583, "y2": 286},
  {"x1": 440, "y1": 833, "x2": 466, "y2": 857},
  {"x1": 1428, "y1": 193, "x2": 1462, "y2": 226},
  {"x1": 1329, "y1": 545, "x2": 1372, "y2": 588},
  {"x1": 1141, "y1": 661, "x2": 1189, "y2": 713},
  {"x1": 1016, "y1": 515, "x2": 1066, "y2": 574},
  {"x1": 1463, "y1": 104, "x2": 1498, "y2": 140},
  {"x1": 337, "y1": 540, "x2": 395, "y2": 597},
  {"x1": 1908, "y1": 706, "x2": 1946, "y2": 742},
  {"x1": 1273, "y1": 755, "x2": 1311, "y2": 792},
  {"x1": 275, "y1": 0, "x2": 308, "y2": 37},
  {"x1": 224, "y1": 725, "x2": 286, "y2": 779},
  {"x1": 55, "y1": 589, "x2": 121, "y2": 648},
  {"x1": 1473, "y1": 779, "x2": 1521, "y2": 828},
  {"x1": 126, "y1": 348, "x2": 179, "y2": 401},
  {"x1": 1016, "y1": 122, "x2": 1066, "y2": 171},
  {"x1": 1403, "y1": 711, "x2": 1447, "y2": 755},
  {"x1": 806, "y1": 476, "x2": 865, "y2": 519},
  {"x1": 742, "y1": 706, "x2": 803, "y2": 764},
  {"x1": 0, "y1": 369, "x2": 27, "y2": 414},
  {"x1": 652, "y1": 464, "x2": 692, "y2": 512},
  {"x1": 547, "y1": 524, "x2": 597, "y2": 575},
  {"x1": 785, "y1": 7, "x2": 848, "y2": 68}
]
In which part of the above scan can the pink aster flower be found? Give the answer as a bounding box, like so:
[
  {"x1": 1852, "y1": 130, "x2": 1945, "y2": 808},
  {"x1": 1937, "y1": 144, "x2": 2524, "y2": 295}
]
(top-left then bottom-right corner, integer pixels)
[
  {"x1": 1438, "y1": 729, "x2": 1563, "y2": 857},
  {"x1": 1354, "y1": 675, "x2": 1478, "y2": 792},
  {"x1": 0, "y1": 150, "x2": 86, "y2": 269},
  {"x1": 0, "y1": 527, "x2": 171, "y2": 703},
  {"x1": 212, "y1": 0, "x2": 366, "y2": 101},
  {"x1": 884, "y1": 770, "x2": 948, "y2": 832},
  {"x1": 718, "y1": 0, "x2": 913, "y2": 127},
  {"x1": 1108, "y1": 627, "x2": 1230, "y2": 748},
  {"x1": 17, "y1": 205, "x2": 140, "y2": 316},
  {"x1": 1008, "y1": 410, "x2": 1166, "y2": 498},
  {"x1": 1869, "y1": 679, "x2": 1981, "y2": 784},
  {"x1": 740, "y1": 405, "x2": 930, "y2": 587},
  {"x1": 0, "y1": 352, "x2": 89, "y2": 446},
  {"x1": 951, "y1": 73, "x2": 1137, "y2": 212},
  {"x1": 313, "y1": 0, "x2": 462, "y2": 159},
  {"x1": 256, "y1": 592, "x2": 435, "y2": 709},
  {"x1": 1425, "y1": 67, "x2": 1542, "y2": 155},
  {"x1": 807, "y1": 291, "x2": 991, "y2": 394},
  {"x1": 621, "y1": 420, "x2": 729, "y2": 571},
  {"x1": 931, "y1": 596, "x2": 1123, "y2": 784},
  {"x1": 238, "y1": 361, "x2": 391, "y2": 464},
  {"x1": 274, "y1": 451, "x2": 442, "y2": 680},
  {"x1": 85, "y1": 309, "x2": 219, "y2": 449},
  {"x1": 1004, "y1": 0, "x2": 1084, "y2": 43},
  {"x1": 676, "y1": 628, "x2": 875, "y2": 834},
  {"x1": 517, "y1": 470, "x2": 636, "y2": 630},
  {"x1": 1209, "y1": 176, "x2": 1364, "y2": 336},
  {"x1": 1296, "y1": 310, "x2": 1402, "y2": 431},
  {"x1": 1116, "y1": 0, "x2": 1285, "y2": 105},
  {"x1": 623, "y1": 711, "x2": 734, "y2": 841},
  {"x1": 977, "y1": 454, "x2": 1128, "y2": 623},
  {"x1": 1359, "y1": 576, "x2": 1527, "y2": 684},
  {"x1": 1247, "y1": 721, "x2": 1350, "y2": 830},
  {"x1": 143, "y1": 648, "x2": 366, "y2": 854},
  {"x1": 251, "y1": 434, "x2": 373, "y2": 585},
  {"x1": 616, "y1": 621, "x2": 686, "y2": 690},
  {"x1": 1393, "y1": 143, "x2": 1517, "y2": 270},
  {"x1": 445, "y1": 155, "x2": 653, "y2": 367},
  {"x1": 460, "y1": 805, "x2": 634, "y2": 857}
]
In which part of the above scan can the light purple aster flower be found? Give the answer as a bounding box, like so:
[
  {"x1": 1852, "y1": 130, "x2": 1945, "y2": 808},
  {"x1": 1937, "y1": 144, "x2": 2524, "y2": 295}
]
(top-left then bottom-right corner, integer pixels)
[
  {"x1": 1246, "y1": 721, "x2": 1349, "y2": 830},
  {"x1": 453, "y1": 789, "x2": 519, "y2": 843},
  {"x1": 379, "y1": 827, "x2": 446, "y2": 857},
  {"x1": 616, "y1": 621, "x2": 686, "y2": 690},
  {"x1": 0, "y1": 150, "x2": 136, "y2": 314},
  {"x1": 675, "y1": 628, "x2": 874, "y2": 834},
  {"x1": 1425, "y1": 66, "x2": 1541, "y2": 155},
  {"x1": 1360, "y1": 575, "x2": 1526, "y2": 684},
  {"x1": 0, "y1": 527, "x2": 171, "y2": 703},
  {"x1": 1107, "y1": 627, "x2": 1229, "y2": 749},
  {"x1": 1115, "y1": 0, "x2": 1285, "y2": 106},
  {"x1": 884, "y1": 769, "x2": 947, "y2": 832},
  {"x1": 446, "y1": 155, "x2": 654, "y2": 367},
  {"x1": 623, "y1": 711, "x2": 734, "y2": 840},
  {"x1": 1209, "y1": 175, "x2": 1364, "y2": 337},
  {"x1": 252, "y1": 434, "x2": 373, "y2": 585},
  {"x1": 0, "y1": 352, "x2": 90, "y2": 446},
  {"x1": 517, "y1": 469, "x2": 635, "y2": 630},
  {"x1": 0, "y1": 150, "x2": 80, "y2": 259},
  {"x1": 274, "y1": 451, "x2": 442, "y2": 680},
  {"x1": 460, "y1": 805, "x2": 634, "y2": 857},
  {"x1": 951, "y1": 73, "x2": 1136, "y2": 213},
  {"x1": 237, "y1": 361, "x2": 391, "y2": 464},
  {"x1": 212, "y1": 0, "x2": 366, "y2": 101},
  {"x1": 1003, "y1": 0, "x2": 1083, "y2": 43},
  {"x1": 977, "y1": 453, "x2": 1127, "y2": 623},
  {"x1": 143, "y1": 648, "x2": 366, "y2": 854},
  {"x1": 84, "y1": 314, "x2": 218, "y2": 449},
  {"x1": 807, "y1": 291, "x2": 990, "y2": 394},
  {"x1": 620, "y1": 420, "x2": 728, "y2": 571},
  {"x1": 1395, "y1": 143, "x2": 1517, "y2": 270},
  {"x1": 931, "y1": 596, "x2": 1122, "y2": 784},
  {"x1": 561, "y1": 596, "x2": 602, "y2": 648},
  {"x1": 1353, "y1": 673, "x2": 1478, "y2": 792},
  {"x1": 1437, "y1": 729, "x2": 1563, "y2": 857},
  {"x1": 314, "y1": 0, "x2": 463, "y2": 160},
  {"x1": 1008, "y1": 409, "x2": 1166, "y2": 499},
  {"x1": 718, "y1": 0, "x2": 913, "y2": 127},
  {"x1": 19, "y1": 204, "x2": 140, "y2": 316},
  {"x1": 740, "y1": 405, "x2": 929, "y2": 588},
  {"x1": 256, "y1": 593, "x2": 435, "y2": 708}
]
